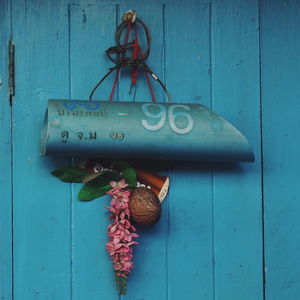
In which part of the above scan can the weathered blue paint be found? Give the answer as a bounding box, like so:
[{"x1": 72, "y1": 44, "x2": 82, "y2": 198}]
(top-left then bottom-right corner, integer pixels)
[
  {"x1": 41, "y1": 99, "x2": 254, "y2": 161},
  {"x1": 69, "y1": 4, "x2": 119, "y2": 299},
  {"x1": 0, "y1": 1, "x2": 13, "y2": 299},
  {"x1": 1, "y1": 0, "x2": 300, "y2": 299},
  {"x1": 212, "y1": 1, "x2": 263, "y2": 299},
  {"x1": 11, "y1": 0, "x2": 72, "y2": 299},
  {"x1": 261, "y1": 1, "x2": 300, "y2": 299},
  {"x1": 165, "y1": 3, "x2": 215, "y2": 299},
  {"x1": 117, "y1": 4, "x2": 169, "y2": 299}
]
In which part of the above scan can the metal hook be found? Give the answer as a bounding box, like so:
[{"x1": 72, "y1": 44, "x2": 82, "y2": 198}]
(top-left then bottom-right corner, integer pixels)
[{"x1": 122, "y1": 10, "x2": 137, "y2": 23}]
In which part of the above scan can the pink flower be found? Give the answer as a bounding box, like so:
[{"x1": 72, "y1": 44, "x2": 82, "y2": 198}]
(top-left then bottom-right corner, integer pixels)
[
  {"x1": 105, "y1": 178, "x2": 138, "y2": 279},
  {"x1": 106, "y1": 240, "x2": 122, "y2": 256},
  {"x1": 109, "y1": 179, "x2": 128, "y2": 189}
]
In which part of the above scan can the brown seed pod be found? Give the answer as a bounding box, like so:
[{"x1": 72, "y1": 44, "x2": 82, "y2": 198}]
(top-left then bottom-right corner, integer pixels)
[{"x1": 129, "y1": 187, "x2": 161, "y2": 226}]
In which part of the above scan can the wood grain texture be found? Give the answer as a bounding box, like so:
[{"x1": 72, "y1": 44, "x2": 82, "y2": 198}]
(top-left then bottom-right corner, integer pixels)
[
  {"x1": 0, "y1": 0, "x2": 13, "y2": 299},
  {"x1": 117, "y1": 3, "x2": 168, "y2": 300},
  {"x1": 12, "y1": 0, "x2": 72, "y2": 299},
  {"x1": 2, "y1": 0, "x2": 300, "y2": 299},
  {"x1": 70, "y1": 4, "x2": 119, "y2": 299},
  {"x1": 212, "y1": 1, "x2": 263, "y2": 299},
  {"x1": 165, "y1": 3, "x2": 214, "y2": 300},
  {"x1": 261, "y1": 1, "x2": 300, "y2": 299}
]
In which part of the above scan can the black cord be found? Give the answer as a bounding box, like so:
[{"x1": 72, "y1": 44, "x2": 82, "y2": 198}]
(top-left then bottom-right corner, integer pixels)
[
  {"x1": 89, "y1": 18, "x2": 171, "y2": 102},
  {"x1": 88, "y1": 67, "x2": 118, "y2": 101}
]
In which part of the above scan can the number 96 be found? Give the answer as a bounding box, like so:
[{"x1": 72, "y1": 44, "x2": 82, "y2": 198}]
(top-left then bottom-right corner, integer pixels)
[{"x1": 141, "y1": 103, "x2": 194, "y2": 135}]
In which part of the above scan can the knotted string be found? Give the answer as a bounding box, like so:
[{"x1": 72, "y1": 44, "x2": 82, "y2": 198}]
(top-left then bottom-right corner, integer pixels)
[{"x1": 88, "y1": 12, "x2": 171, "y2": 103}]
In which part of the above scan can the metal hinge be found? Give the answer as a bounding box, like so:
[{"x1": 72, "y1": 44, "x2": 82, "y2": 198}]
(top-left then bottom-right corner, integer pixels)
[{"x1": 8, "y1": 40, "x2": 15, "y2": 105}]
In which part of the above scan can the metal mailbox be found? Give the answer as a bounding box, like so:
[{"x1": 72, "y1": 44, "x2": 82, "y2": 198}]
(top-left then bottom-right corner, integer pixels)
[{"x1": 40, "y1": 99, "x2": 254, "y2": 162}]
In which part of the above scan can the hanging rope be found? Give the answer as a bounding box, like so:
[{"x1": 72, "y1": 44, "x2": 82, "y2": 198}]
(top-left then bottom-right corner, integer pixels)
[
  {"x1": 88, "y1": 11, "x2": 171, "y2": 103},
  {"x1": 108, "y1": 21, "x2": 132, "y2": 102}
]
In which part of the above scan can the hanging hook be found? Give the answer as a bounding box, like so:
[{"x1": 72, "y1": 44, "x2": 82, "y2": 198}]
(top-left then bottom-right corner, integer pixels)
[{"x1": 122, "y1": 10, "x2": 137, "y2": 23}]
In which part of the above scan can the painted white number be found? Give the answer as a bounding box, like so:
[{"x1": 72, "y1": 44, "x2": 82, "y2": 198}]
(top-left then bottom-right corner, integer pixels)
[
  {"x1": 168, "y1": 105, "x2": 194, "y2": 134},
  {"x1": 141, "y1": 104, "x2": 194, "y2": 134},
  {"x1": 141, "y1": 104, "x2": 167, "y2": 131}
]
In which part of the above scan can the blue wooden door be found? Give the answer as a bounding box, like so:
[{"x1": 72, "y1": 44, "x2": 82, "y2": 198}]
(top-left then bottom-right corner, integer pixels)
[{"x1": 1, "y1": 0, "x2": 300, "y2": 299}]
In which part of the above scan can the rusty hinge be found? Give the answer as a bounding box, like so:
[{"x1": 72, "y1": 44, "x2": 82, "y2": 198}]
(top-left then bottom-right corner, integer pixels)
[{"x1": 8, "y1": 40, "x2": 15, "y2": 105}]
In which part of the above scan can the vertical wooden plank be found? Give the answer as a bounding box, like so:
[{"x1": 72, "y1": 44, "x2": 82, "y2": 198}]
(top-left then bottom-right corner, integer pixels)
[
  {"x1": 165, "y1": 2, "x2": 214, "y2": 300},
  {"x1": 212, "y1": 0, "x2": 263, "y2": 299},
  {"x1": 70, "y1": 3, "x2": 117, "y2": 102},
  {"x1": 12, "y1": 0, "x2": 71, "y2": 299},
  {"x1": 0, "y1": 0, "x2": 13, "y2": 299},
  {"x1": 118, "y1": 2, "x2": 167, "y2": 299},
  {"x1": 70, "y1": 3, "x2": 119, "y2": 299},
  {"x1": 261, "y1": 1, "x2": 300, "y2": 299}
]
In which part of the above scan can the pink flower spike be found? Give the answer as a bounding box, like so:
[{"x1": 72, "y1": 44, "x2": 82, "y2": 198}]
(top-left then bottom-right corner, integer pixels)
[
  {"x1": 109, "y1": 181, "x2": 117, "y2": 188},
  {"x1": 131, "y1": 233, "x2": 139, "y2": 238},
  {"x1": 117, "y1": 179, "x2": 128, "y2": 188},
  {"x1": 105, "y1": 177, "x2": 137, "y2": 286}
]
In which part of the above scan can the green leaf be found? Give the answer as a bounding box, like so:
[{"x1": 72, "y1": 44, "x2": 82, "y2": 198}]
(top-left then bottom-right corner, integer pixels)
[
  {"x1": 121, "y1": 167, "x2": 136, "y2": 188},
  {"x1": 99, "y1": 171, "x2": 123, "y2": 182},
  {"x1": 82, "y1": 172, "x2": 101, "y2": 183},
  {"x1": 78, "y1": 183, "x2": 111, "y2": 201},
  {"x1": 78, "y1": 176, "x2": 112, "y2": 201},
  {"x1": 51, "y1": 167, "x2": 90, "y2": 183},
  {"x1": 111, "y1": 161, "x2": 136, "y2": 188},
  {"x1": 83, "y1": 170, "x2": 122, "y2": 184}
]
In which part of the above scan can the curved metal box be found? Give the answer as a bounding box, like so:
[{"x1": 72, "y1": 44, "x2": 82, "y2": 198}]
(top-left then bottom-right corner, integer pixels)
[{"x1": 41, "y1": 99, "x2": 254, "y2": 162}]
